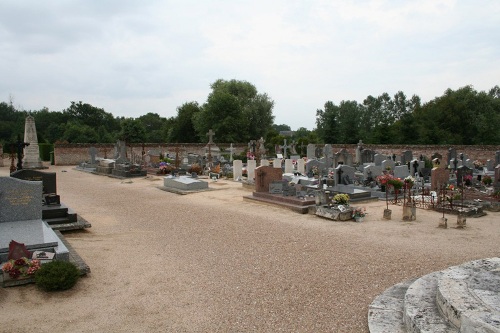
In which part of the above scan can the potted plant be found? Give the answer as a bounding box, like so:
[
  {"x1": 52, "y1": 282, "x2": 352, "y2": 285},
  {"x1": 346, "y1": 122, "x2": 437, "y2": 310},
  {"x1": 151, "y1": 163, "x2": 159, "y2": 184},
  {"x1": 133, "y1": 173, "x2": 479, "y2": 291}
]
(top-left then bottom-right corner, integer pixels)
[
  {"x1": 352, "y1": 207, "x2": 367, "y2": 222},
  {"x1": 333, "y1": 193, "x2": 350, "y2": 206},
  {"x1": 482, "y1": 175, "x2": 493, "y2": 186}
]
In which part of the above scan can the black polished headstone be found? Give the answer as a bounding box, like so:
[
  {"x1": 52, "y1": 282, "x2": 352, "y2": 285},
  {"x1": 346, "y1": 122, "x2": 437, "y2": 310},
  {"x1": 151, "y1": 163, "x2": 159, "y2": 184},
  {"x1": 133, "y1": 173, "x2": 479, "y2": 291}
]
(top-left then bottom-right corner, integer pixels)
[{"x1": 10, "y1": 169, "x2": 57, "y2": 195}]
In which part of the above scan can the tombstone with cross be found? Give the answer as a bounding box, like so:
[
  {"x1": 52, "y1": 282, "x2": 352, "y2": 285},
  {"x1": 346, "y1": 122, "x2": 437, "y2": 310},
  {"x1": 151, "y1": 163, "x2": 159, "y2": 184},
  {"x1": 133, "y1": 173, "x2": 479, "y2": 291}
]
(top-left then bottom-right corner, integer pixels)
[
  {"x1": 206, "y1": 129, "x2": 215, "y2": 168},
  {"x1": 279, "y1": 139, "x2": 290, "y2": 159},
  {"x1": 227, "y1": 143, "x2": 235, "y2": 162}
]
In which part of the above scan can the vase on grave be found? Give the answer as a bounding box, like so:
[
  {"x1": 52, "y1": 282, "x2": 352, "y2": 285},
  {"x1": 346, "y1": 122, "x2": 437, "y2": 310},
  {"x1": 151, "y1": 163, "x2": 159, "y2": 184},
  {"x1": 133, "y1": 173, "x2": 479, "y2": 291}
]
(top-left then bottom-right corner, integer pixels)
[
  {"x1": 383, "y1": 209, "x2": 392, "y2": 220},
  {"x1": 438, "y1": 217, "x2": 448, "y2": 229},
  {"x1": 457, "y1": 214, "x2": 466, "y2": 228},
  {"x1": 355, "y1": 217, "x2": 364, "y2": 223}
]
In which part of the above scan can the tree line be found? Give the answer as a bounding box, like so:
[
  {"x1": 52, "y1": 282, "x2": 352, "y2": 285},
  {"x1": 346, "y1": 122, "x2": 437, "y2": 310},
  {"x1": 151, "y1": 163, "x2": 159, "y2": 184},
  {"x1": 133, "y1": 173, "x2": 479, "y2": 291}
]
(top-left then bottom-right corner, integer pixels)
[{"x1": 1, "y1": 82, "x2": 499, "y2": 151}]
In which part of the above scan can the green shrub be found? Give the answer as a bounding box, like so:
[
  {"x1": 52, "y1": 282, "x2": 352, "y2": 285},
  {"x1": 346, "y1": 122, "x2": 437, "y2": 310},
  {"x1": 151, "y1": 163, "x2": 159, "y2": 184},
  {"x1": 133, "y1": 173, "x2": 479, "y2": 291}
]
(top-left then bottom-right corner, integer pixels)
[
  {"x1": 35, "y1": 260, "x2": 79, "y2": 291},
  {"x1": 38, "y1": 143, "x2": 54, "y2": 161}
]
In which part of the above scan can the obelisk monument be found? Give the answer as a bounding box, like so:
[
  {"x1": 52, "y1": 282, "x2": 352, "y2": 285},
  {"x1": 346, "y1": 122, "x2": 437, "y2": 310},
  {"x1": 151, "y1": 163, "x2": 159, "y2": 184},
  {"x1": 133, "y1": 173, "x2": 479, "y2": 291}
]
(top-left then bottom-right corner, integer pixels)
[{"x1": 23, "y1": 115, "x2": 44, "y2": 169}]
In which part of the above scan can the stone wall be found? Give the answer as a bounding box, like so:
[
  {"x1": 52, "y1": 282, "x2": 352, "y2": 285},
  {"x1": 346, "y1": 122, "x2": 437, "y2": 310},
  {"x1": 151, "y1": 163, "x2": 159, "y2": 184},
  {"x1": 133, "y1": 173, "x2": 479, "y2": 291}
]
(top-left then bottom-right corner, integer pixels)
[
  {"x1": 53, "y1": 143, "x2": 248, "y2": 166},
  {"x1": 328, "y1": 144, "x2": 500, "y2": 165},
  {"x1": 52, "y1": 143, "x2": 500, "y2": 166}
]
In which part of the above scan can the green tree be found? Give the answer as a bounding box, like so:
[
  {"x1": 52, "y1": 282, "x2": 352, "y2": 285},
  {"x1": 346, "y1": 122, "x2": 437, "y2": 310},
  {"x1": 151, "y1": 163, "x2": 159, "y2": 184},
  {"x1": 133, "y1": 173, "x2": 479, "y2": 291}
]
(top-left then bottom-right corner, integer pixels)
[
  {"x1": 119, "y1": 118, "x2": 146, "y2": 143},
  {"x1": 193, "y1": 79, "x2": 274, "y2": 142},
  {"x1": 168, "y1": 102, "x2": 201, "y2": 143}
]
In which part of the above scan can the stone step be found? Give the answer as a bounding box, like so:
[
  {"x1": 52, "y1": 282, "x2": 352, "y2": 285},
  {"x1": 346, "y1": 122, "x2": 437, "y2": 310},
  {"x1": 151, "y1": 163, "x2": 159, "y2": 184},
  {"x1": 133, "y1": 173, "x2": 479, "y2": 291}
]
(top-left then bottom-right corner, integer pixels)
[
  {"x1": 436, "y1": 258, "x2": 500, "y2": 333},
  {"x1": 368, "y1": 258, "x2": 500, "y2": 333},
  {"x1": 404, "y1": 271, "x2": 456, "y2": 333},
  {"x1": 368, "y1": 279, "x2": 416, "y2": 333}
]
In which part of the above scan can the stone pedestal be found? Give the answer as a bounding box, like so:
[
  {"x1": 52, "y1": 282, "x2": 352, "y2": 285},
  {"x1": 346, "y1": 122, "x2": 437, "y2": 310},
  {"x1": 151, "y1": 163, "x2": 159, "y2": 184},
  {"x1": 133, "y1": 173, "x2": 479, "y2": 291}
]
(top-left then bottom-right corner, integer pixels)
[
  {"x1": 457, "y1": 214, "x2": 466, "y2": 228},
  {"x1": 402, "y1": 205, "x2": 416, "y2": 221},
  {"x1": 383, "y1": 209, "x2": 392, "y2": 220},
  {"x1": 438, "y1": 217, "x2": 448, "y2": 228},
  {"x1": 22, "y1": 115, "x2": 43, "y2": 169}
]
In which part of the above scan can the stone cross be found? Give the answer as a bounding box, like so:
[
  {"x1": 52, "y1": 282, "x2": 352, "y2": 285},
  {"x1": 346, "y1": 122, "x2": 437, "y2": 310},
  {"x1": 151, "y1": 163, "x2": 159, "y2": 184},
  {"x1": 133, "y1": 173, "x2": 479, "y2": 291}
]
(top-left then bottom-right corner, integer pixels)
[
  {"x1": 279, "y1": 139, "x2": 290, "y2": 159},
  {"x1": 227, "y1": 143, "x2": 235, "y2": 162},
  {"x1": 258, "y1": 137, "x2": 266, "y2": 159},
  {"x1": 174, "y1": 146, "x2": 182, "y2": 168},
  {"x1": 12, "y1": 134, "x2": 30, "y2": 171},
  {"x1": 206, "y1": 129, "x2": 215, "y2": 167},
  {"x1": 89, "y1": 147, "x2": 98, "y2": 164}
]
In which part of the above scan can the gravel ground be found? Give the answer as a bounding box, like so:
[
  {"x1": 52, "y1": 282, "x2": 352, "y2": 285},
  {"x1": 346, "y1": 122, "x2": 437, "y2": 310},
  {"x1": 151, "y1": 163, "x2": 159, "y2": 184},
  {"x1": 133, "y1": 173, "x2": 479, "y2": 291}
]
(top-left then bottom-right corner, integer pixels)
[{"x1": 0, "y1": 164, "x2": 499, "y2": 333}]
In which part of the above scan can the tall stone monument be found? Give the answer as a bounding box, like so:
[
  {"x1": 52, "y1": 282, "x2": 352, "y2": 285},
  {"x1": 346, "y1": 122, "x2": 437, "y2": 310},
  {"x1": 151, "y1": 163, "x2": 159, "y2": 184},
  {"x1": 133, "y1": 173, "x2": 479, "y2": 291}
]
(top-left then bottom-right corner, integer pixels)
[{"x1": 22, "y1": 115, "x2": 43, "y2": 169}]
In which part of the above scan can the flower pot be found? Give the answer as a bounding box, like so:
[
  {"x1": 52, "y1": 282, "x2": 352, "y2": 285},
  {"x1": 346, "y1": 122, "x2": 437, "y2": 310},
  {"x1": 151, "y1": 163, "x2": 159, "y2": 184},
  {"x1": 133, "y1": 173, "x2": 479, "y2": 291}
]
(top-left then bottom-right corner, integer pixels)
[{"x1": 355, "y1": 217, "x2": 364, "y2": 222}]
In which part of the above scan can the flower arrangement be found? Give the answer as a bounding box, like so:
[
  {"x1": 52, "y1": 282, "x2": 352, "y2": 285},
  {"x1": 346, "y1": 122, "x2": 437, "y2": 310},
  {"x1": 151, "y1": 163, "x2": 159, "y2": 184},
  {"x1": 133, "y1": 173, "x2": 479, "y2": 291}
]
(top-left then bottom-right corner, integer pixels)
[
  {"x1": 333, "y1": 193, "x2": 350, "y2": 205},
  {"x1": 463, "y1": 174, "x2": 473, "y2": 186},
  {"x1": 482, "y1": 175, "x2": 493, "y2": 186},
  {"x1": 404, "y1": 175, "x2": 415, "y2": 188},
  {"x1": 311, "y1": 165, "x2": 319, "y2": 176},
  {"x1": 158, "y1": 161, "x2": 172, "y2": 174},
  {"x1": 387, "y1": 177, "x2": 404, "y2": 189},
  {"x1": 352, "y1": 207, "x2": 367, "y2": 218},
  {"x1": 2, "y1": 257, "x2": 41, "y2": 279},
  {"x1": 376, "y1": 174, "x2": 392, "y2": 186}
]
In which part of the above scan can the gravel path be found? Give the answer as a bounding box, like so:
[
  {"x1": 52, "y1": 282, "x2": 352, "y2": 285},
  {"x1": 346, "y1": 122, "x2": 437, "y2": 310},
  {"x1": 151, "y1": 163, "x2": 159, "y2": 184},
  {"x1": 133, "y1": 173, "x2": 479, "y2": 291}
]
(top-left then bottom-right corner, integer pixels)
[{"x1": 0, "y1": 165, "x2": 499, "y2": 332}]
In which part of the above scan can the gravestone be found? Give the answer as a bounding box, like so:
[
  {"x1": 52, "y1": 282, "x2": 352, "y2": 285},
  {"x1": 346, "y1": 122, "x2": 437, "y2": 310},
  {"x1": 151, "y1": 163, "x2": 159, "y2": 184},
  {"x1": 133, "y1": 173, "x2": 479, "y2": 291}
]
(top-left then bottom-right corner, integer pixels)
[
  {"x1": 381, "y1": 159, "x2": 395, "y2": 172},
  {"x1": 296, "y1": 159, "x2": 305, "y2": 174},
  {"x1": 284, "y1": 159, "x2": 294, "y2": 174},
  {"x1": 273, "y1": 158, "x2": 282, "y2": 169},
  {"x1": 336, "y1": 165, "x2": 355, "y2": 185},
  {"x1": 394, "y1": 165, "x2": 410, "y2": 179},
  {"x1": 361, "y1": 149, "x2": 375, "y2": 164},
  {"x1": 334, "y1": 148, "x2": 353, "y2": 166},
  {"x1": 22, "y1": 115, "x2": 44, "y2": 169},
  {"x1": 486, "y1": 159, "x2": 494, "y2": 172},
  {"x1": 364, "y1": 165, "x2": 382, "y2": 182},
  {"x1": 431, "y1": 167, "x2": 449, "y2": 191},
  {"x1": 233, "y1": 160, "x2": 243, "y2": 180},
  {"x1": 305, "y1": 159, "x2": 324, "y2": 177},
  {"x1": 115, "y1": 140, "x2": 128, "y2": 163},
  {"x1": 456, "y1": 166, "x2": 473, "y2": 187},
  {"x1": 355, "y1": 140, "x2": 363, "y2": 164},
  {"x1": 401, "y1": 150, "x2": 413, "y2": 165},
  {"x1": 0, "y1": 177, "x2": 42, "y2": 222},
  {"x1": 89, "y1": 147, "x2": 98, "y2": 165},
  {"x1": 0, "y1": 177, "x2": 69, "y2": 262},
  {"x1": 448, "y1": 148, "x2": 457, "y2": 165},
  {"x1": 269, "y1": 181, "x2": 283, "y2": 194},
  {"x1": 373, "y1": 154, "x2": 385, "y2": 166},
  {"x1": 10, "y1": 169, "x2": 57, "y2": 195},
  {"x1": 323, "y1": 144, "x2": 333, "y2": 168},
  {"x1": 494, "y1": 165, "x2": 500, "y2": 191},
  {"x1": 410, "y1": 159, "x2": 423, "y2": 177},
  {"x1": 495, "y1": 151, "x2": 500, "y2": 166},
  {"x1": 465, "y1": 159, "x2": 474, "y2": 169},
  {"x1": 260, "y1": 159, "x2": 270, "y2": 167},
  {"x1": 307, "y1": 144, "x2": 316, "y2": 160},
  {"x1": 255, "y1": 166, "x2": 284, "y2": 193},
  {"x1": 431, "y1": 152, "x2": 443, "y2": 161},
  {"x1": 247, "y1": 160, "x2": 257, "y2": 182}
]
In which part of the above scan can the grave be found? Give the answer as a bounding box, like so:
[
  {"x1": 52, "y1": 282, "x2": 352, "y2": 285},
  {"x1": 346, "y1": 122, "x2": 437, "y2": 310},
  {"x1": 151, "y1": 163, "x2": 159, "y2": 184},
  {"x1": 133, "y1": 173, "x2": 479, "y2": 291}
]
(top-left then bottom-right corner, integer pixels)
[
  {"x1": 9, "y1": 169, "x2": 89, "y2": 231},
  {"x1": 244, "y1": 166, "x2": 315, "y2": 213},
  {"x1": 0, "y1": 177, "x2": 69, "y2": 263},
  {"x1": 22, "y1": 115, "x2": 44, "y2": 169},
  {"x1": 162, "y1": 175, "x2": 209, "y2": 193}
]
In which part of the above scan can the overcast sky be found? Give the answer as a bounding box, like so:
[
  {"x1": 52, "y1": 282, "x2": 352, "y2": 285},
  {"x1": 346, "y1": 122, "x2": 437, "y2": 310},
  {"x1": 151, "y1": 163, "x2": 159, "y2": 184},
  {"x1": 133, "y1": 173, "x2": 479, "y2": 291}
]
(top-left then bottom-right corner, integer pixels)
[{"x1": 1, "y1": 1, "x2": 498, "y2": 130}]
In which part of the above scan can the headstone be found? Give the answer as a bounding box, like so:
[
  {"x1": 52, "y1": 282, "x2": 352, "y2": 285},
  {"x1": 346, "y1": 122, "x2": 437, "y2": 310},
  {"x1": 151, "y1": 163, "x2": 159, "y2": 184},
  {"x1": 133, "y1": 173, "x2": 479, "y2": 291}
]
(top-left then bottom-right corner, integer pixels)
[
  {"x1": 89, "y1": 147, "x2": 98, "y2": 165},
  {"x1": 431, "y1": 167, "x2": 449, "y2": 190},
  {"x1": 495, "y1": 151, "x2": 500, "y2": 166},
  {"x1": 336, "y1": 165, "x2": 355, "y2": 185},
  {"x1": 10, "y1": 169, "x2": 57, "y2": 195},
  {"x1": 0, "y1": 177, "x2": 42, "y2": 222},
  {"x1": 355, "y1": 140, "x2": 363, "y2": 164},
  {"x1": 334, "y1": 148, "x2": 353, "y2": 166},
  {"x1": 486, "y1": 159, "x2": 494, "y2": 172},
  {"x1": 115, "y1": 140, "x2": 128, "y2": 163},
  {"x1": 305, "y1": 159, "x2": 324, "y2": 177},
  {"x1": 284, "y1": 159, "x2": 294, "y2": 174},
  {"x1": 227, "y1": 144, "x2": 235, "y2": 162},
  {"x1": 431, "y1": 152, "x2": 443, "y2": 161},
  {"x1": 247, "y1": 160, "x2": 257, "y2": 182},
  {"x1": 381, "y1": 159, "x2": 395, "y2": 172},
  {"x1": 364, "y1": 165, "x2": 382, "y2": 181},
  {"x1": 394, "y1": 165, "x2": 410, "y2": 179},
  {"x1": 296, "y1": 158, "x2": 305, "y2": 175},
  {"x1": 255, "y1": 166, "x2": 284, "y2": 192},
  {"x1": 269, "y1": 181, "x2": 283, "y2": 194},
  {"x1": 465, "y1": 159, "x2": 474, "y2": 169},
  {"x1": 373, "y1": 154, "x2": 385, "y2": 166},
  {"x1": 22, "y1": 115, "x2": 43, "y2": 169},
  {"x1": 273, "y1": 158, "x2": 282, "y2": 169},
  {"x1": 448, "y1": 148, "x2": 457, "y2": 165},
  {"x1": 258, "y1": 137, "x2": 266, "y2": 159},
  {"x1": 401, "y1": 150, "x2": 413, "y2": 165},
  {"x1": 323, "y1": 144, "x2": 333, "y2": 168},
  {"x1": 279, "y1": 139, "x2": 290, "y2": 159},
  {"x1": 494, "y1": 165, "x2": 500, "y2": 191},
  {"x1": 307, "y1": 144, "x2": 316, "y2": 160},
  {"x1": 361, "y1": 149, "x2": 375, "y2": 163},
  {"x1": 260, "y1": 159, "x2": 270, "y2": 167},
  {"x1": 233, "y1": 160, "x2": 243, "y2": 181},
  {"x1": 456, "y1": 166, "x2": 473, "y2": 187}
]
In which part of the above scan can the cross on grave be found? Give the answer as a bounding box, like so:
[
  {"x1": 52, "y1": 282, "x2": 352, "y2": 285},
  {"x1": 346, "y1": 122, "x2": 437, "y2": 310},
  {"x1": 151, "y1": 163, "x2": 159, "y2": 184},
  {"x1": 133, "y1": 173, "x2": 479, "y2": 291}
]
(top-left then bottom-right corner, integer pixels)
[
  {"x1": 337, "y1": 165, "x2": 343, "y2": 184},
  {"x1": 173, "y1": 146, "x2": 182, "y2": 168},
  {"x1": 11, "y1": 134, "x2": 30, "y2": 171},
  {"x1": 227, "y1": 143, "x2": 235, "y2": 162},
  {"x1": 279, "y1": 139, "x2": 290, "y2": 159},
  {"x1": 206, "y1": 129, "x2": 215, "y2": 167},
  {"x1": 9, "y1": 147, "x2": 16, "y2": 173},
  {"x1": 249, "y1": 140, "x2": 257, "y2": 153},
  {"x1": 413, "y1": 160, "x2": 419, "y2": 176},
  {"x1": 258, "y1": 169, "x2": 266, "y2": 191}
]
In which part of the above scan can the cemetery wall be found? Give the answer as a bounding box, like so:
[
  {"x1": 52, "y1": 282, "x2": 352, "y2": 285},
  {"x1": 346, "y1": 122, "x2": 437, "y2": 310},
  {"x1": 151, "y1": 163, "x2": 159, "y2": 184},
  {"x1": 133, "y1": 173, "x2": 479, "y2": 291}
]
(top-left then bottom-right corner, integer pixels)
[
  {"x1": 52, "y1": 143, "x2": 500, "y2": 166},
  {"x1": 53, "y1": 143, "x2": 247, "y2": 165},
  {"x1": 329, "y1": 144, "x2": 500, "y2": 164}
]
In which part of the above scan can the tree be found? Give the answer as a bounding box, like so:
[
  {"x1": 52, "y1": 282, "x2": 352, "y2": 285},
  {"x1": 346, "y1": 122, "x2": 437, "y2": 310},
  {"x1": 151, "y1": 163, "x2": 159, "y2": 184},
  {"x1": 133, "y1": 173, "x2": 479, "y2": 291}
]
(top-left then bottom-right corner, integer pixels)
[
  {"x1": 63, "y1": 101, "x2": 119, "y2": 133},
  {"x1": 119, "y1": 118, "x2": 146, "y2": 143},
  {"x1": 136, "y1": 112, "x2": 168, "y2": 143},
  {"x1": 193, "y1": 79, "x2": 275, "y2": 142},
  {"x1": 168, "y1": 102, "x2": 201, "y2": 143}
]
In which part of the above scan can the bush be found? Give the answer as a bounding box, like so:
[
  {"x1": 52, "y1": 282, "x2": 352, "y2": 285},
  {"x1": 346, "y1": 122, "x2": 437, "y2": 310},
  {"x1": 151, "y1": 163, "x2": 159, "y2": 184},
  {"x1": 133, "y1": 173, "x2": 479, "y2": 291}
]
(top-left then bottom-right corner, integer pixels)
[{"x1": 35, "y1": 260, "x2": 79, "y2": 291}]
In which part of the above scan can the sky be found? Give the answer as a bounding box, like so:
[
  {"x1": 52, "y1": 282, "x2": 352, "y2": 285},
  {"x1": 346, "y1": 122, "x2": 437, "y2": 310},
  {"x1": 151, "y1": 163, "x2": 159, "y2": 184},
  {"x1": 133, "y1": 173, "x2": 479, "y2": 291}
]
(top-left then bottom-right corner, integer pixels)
[{"x1": 1, "y1": 0, "x2": 499, "y2": 131}]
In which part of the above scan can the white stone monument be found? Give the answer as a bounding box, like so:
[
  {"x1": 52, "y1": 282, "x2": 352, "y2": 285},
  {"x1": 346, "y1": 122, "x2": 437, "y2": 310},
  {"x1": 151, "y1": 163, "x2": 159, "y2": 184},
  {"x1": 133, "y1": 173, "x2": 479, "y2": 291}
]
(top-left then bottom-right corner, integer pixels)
[{"x1": 22, "y1": 115, "x2": 43, "y2": 169}]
